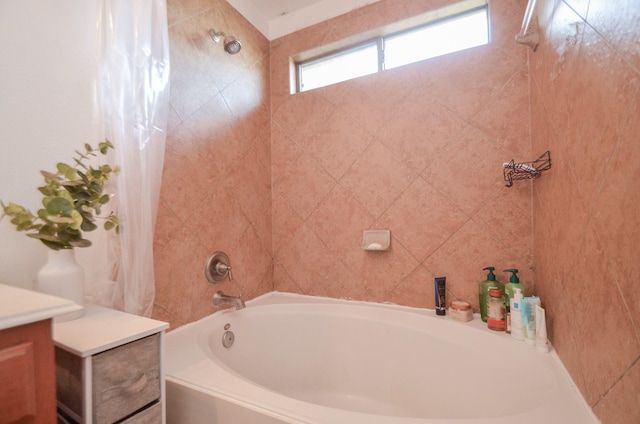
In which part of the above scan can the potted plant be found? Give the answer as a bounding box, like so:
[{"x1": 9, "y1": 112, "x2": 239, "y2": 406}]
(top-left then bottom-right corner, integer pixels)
[
  {"x1": 1, "y1": 140, "x2": 120, "y2": 249},
  {"x1": 1, "y1": 141, "x2": 120, "y2": 319}
]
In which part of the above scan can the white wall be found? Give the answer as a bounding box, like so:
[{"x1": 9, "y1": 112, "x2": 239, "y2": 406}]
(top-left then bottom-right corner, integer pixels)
[{"x1": 0, "y1": 0, "x2": 100, "y2": 289}]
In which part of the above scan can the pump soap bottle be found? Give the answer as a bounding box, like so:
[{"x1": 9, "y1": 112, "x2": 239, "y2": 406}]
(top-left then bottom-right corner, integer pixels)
[
  {"x1": 503, "y1": 269, "x2": 526, "y2": 308},
  {"x1": 479, "y1": 267, "x2": 503, "y2": 323},
  {"x1": 510, "y1": 287, "x2": 525, "y2": 341}
]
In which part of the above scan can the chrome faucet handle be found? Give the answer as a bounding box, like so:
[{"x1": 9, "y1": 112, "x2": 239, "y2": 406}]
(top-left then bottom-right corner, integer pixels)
[
  {"x1": 205, "y1": 252, "x2": 233, "y2": 283},
  {"x1": 215, "y1": 262, "x2": 233, "y2": 280}
]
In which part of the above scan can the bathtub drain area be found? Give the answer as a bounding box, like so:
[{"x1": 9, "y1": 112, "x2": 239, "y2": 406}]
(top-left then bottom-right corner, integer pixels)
[{"x1": 222, "y1": 330, "x2": 235, "y2": 348}]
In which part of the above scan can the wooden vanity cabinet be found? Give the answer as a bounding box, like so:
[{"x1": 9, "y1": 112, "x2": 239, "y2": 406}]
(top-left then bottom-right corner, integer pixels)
[
  {"x1": 0, "y1": 283, "x2": 82, "y2": 424},
  {"x1": 0, "y1": 319, "x2": 56, "y2": 424}
]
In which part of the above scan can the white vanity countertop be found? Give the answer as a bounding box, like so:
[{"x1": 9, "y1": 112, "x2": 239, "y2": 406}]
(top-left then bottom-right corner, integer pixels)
[
  {"x1": 0, "y1": 283, "x2": 83, "y2": 331},
  {"x1": 53, "y1": 305, "x2": 169, "y2": 357}
]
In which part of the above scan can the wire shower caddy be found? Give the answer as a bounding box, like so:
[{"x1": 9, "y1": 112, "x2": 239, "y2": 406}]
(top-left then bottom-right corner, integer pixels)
[{"x1": 503, "y1": 150, "x2": 551, "y2": 187}]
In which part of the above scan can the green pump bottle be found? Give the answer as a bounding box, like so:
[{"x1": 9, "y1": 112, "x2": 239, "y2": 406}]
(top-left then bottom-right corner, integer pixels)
[
  {"x1": 479, "y1": 267, "x2": 503, "y2": 322},
  {"x1": 503, "y1": 269, "x2": 526, "y2": 306}
]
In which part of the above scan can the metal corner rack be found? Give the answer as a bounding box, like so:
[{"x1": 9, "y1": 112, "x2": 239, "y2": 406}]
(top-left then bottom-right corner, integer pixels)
[{"x1": 503, "y1": 150, "x2": 551, "y2": 187}]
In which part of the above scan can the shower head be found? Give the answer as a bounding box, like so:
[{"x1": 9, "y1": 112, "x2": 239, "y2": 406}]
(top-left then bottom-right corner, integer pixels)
[
  {"x1": 210, "y1": 29, "x2": 242, "y2": 55},
  {"x1": 222, "y1": 35, "x2": 242, "y2": 54}
]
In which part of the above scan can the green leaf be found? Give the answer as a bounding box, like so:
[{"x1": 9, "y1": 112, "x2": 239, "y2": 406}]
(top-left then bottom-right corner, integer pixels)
[
  {"x1": 56, "y1": 162, "x2": 79, "y2": 180},
  {"x1": 98, "y1": 141, "x2": 113, "y2": 154},
  {"x1": 77, "y1": 170, "x2": 88, "y2": 183},
  {"x1": 29, "y1": 233, "x2": 62, "y2": 242},
  {"x1": 37, "y1": 186, "x2": 57, "y2": 196},
  {"x1": 12, "y1": 213, "x2": 33, "y2": 224},
  {"x1": 42, "y1": 240, "x2": 65, "y2": 250},
  {"x1": 60, "y1": 180, "x2": 83, "y2": 187},
  {"x1": 58, "y1": 227, "x2": 80, "y2": 241},
  {"x1": 30, "y1": 234, "x2": 67, "y2": 250},
  {"x1": 40, "y1": 170, "x2": 60, "y2": 182},
  {"x1": 38, "y1": 224, "x2": 57, "y2": 237},
  {"x1": 90, "y1": 181, "x2": 102, "y2": 193},
  {"x1": 75, "y1": 191, "x2": 92, "y2": 201},
  {"x1": 69, "y1": 238, "x2": 92, "y2": 248},
  {"x1": 80, "y1": 218, "x2": 97, "y2": 232},
  {"x1": 98, "y1": 194, "x2": 110, "y2": 205},
  {"x1": 69, "y1": 209, "x2": 83, "y2": 230},
  {"x1": 44, "y1": 197, "x2": 73, "y2": 216},
  {"x1": 74, "y1": 157, "x2": 88, "y2": 170},
  {"x1": 58, "y1": 190, "x2": 74, "y2": 204},
  {"x1": 3, "y1": 202, "x2": 28, "y2": 215},
  {"x1": 46, "y1": 215, "x2": 75, "y2": 224},
  {"x1": 16, "y1": 221, "x2": 35, "y2": 231}
]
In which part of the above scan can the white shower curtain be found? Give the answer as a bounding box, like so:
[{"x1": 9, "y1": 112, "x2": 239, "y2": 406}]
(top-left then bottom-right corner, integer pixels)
[{"x1": 97, "y1": 0, "x2": 170, "y2": 316}]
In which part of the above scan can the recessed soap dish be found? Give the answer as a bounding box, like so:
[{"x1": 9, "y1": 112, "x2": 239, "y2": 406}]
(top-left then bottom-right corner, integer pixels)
[{"x1": 362, "y1": 230, "x2": 390, "y2": 251}]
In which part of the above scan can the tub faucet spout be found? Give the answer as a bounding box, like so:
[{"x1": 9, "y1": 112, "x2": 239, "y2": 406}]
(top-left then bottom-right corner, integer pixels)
[{"x1": 213, "y1": 291, "x2": 246, "y2": 310}]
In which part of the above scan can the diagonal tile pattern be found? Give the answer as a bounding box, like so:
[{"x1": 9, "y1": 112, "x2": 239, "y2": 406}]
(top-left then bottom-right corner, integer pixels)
[
  {"x1": 271, "y1": 0, "x2": 533, "y2": 310},
  {"x1": 154, "y1": 0, "x2": 639, "y2": 421},
  {"x1": 531, "y1": 0, "x2": 640, "y2": 421},
  {"x1": 156, "y1": 0, "x2": 535, "y2": 322},
  {"x1": 154, "y1": 0, "x2": 272, "y2": 328}
]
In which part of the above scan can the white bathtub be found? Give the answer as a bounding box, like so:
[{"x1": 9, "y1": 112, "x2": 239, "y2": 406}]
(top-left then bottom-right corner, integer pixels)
[{"x1": 165, "y1": 292, "x2": 598, "y2": 424}]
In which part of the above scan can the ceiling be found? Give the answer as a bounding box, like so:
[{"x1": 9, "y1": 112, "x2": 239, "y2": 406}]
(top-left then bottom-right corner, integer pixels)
[
  {"x1": 227, "y1": 0, "x2": 382, "y2": 40},
  {"x1": 238, "y1": 0, "x2": 324, "y2": 20}
]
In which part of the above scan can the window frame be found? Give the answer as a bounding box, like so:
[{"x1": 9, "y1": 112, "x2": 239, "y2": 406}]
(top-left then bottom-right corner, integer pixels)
[{"x1": 295, "y1": 3, "x2": 489, "y2": 93}]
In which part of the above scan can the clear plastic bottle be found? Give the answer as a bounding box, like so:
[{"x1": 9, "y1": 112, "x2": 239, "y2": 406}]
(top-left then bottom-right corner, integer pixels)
[{"x1": 487, "y1": 287, "x2": 506, "y2": 331}]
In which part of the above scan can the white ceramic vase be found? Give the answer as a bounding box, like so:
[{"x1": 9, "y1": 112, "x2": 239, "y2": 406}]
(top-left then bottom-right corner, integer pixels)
[{"x1": 36, "y1": 248, "x2": 85, "y2": 322}]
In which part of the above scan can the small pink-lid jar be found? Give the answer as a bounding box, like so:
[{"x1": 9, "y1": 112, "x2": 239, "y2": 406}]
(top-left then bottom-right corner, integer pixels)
[{"x1": 448, "y1": 301, "x2": 473, "y2": 322}]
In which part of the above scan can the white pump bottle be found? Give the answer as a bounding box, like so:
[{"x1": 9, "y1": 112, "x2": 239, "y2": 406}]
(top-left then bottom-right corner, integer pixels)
[{"x1": 510, "y1": 288, "x2": 525, "y2": 341}]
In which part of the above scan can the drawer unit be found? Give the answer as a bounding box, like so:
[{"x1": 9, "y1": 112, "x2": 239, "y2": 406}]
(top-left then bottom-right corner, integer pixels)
[
  {"x1": 54, "y1": 306, "x2": 168, "y2": 424},
  {"x1": 56, "y1": 334, "x2": 161, "y2": 423},
  {"x1": 93, "y1": 334, "x2": 160, "y2": 423}
]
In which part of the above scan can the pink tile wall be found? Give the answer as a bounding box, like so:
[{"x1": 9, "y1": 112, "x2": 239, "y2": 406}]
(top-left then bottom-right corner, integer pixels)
[
  {"x1": 530, "y1": 0, "x2": 640, "y2": 422},
  {"x1": 153, "y1": 0, "x2": 272, "y2": 328},
  {"x1": 271, "y1": 0, "x2": 535, "y2": 310},
  {"x1": 151, "y1": 0, "x2": 639, "y2": 420}
]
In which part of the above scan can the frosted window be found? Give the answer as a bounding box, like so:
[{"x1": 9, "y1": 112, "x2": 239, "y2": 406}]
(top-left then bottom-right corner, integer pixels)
[
  {"x1": 384, "y1": 9, "x2": 489, "y2": 70},
  {"x1": 296, "y1": 4, "x2": 489, "y2": 92},
  {"x1": 299, "y1": 43, "x2": 378, "y2": 92}
]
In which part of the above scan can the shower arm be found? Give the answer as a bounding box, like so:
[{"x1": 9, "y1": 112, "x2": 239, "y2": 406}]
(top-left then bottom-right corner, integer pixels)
[
  {"x1": 515, "y1": 0, "x2": 539, "y2": 51},
  {"x1": 210, "y1": 29, "x2": 226, "y2": 42}
]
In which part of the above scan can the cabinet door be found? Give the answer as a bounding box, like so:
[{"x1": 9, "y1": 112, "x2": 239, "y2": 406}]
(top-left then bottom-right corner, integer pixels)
[{"x1": 0, "y1": 320, "x2": 56, "y2": 424}]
